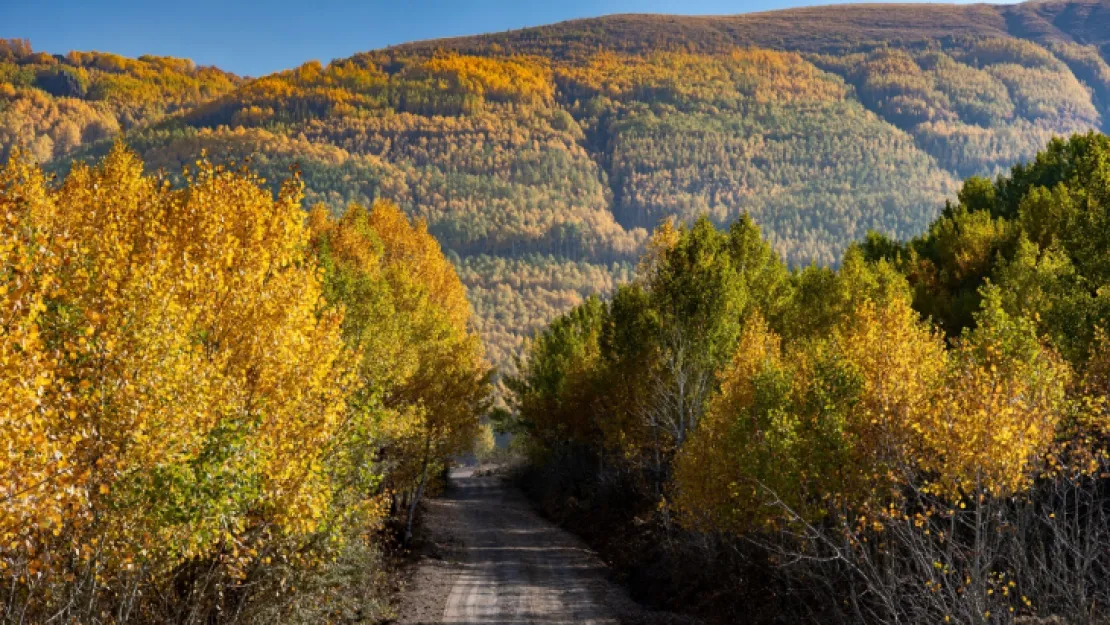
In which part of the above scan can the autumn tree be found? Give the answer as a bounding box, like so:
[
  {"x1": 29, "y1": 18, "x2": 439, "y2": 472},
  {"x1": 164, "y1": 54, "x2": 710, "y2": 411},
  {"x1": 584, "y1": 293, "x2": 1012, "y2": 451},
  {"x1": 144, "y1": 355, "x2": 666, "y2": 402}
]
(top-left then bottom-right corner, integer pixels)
[
  {"x1": 0, "y1": 143, "x2": 363, "y2": 622},
  {"x1": 310, "y1": 200, "x2": 489, "y2": 545}
]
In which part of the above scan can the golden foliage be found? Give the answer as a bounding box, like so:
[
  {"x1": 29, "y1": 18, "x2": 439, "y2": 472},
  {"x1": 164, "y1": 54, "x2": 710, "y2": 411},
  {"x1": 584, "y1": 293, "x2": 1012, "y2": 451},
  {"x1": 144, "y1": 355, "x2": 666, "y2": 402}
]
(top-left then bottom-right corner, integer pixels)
[
  {"x1": 674, "y1": 275, "x2": 1069, "y2": 532},
  {"x1": 0, "y1": 143, "x2": 354, "y2": 588},
  {"x1": 674, "y1": 297, "x2": 948, "y2": 531},
  {"x1": 0, "y1": 42, "x2": 240, "y2": 162},
  {"x1": 418, "y1": 52, "x2": 554, "y2": 103},
  {"x1": 0, "y1": 89, "x2": 119, "y2": 162},
  {"x1": 0, "y1": 145, "x2": 489, "y2": 621},
  {"x1": 309, "y1": 200, "x2": 488, "y2": 508},
  {"x1": 557, "y1": 49, "x2": 847, "y2": 104},
  {"x1": 917, "y1": 291, "x2": 1071, "y2": 498}
]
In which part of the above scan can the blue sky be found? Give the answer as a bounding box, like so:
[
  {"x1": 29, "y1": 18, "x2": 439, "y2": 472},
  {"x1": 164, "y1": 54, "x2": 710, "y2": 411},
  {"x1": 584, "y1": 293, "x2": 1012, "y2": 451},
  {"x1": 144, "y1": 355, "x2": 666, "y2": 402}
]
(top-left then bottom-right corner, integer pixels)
[{"x1": 4, "y1": 0, "x2": 1001, "y2": 77}]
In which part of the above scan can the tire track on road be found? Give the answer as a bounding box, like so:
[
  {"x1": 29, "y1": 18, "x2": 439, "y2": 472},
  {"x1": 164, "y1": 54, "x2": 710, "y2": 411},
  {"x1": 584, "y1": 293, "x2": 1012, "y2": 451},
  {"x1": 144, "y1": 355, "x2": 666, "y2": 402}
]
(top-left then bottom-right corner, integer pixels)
[{"x1": 439, "y1": 467, "x2": 626, "y2": 625}]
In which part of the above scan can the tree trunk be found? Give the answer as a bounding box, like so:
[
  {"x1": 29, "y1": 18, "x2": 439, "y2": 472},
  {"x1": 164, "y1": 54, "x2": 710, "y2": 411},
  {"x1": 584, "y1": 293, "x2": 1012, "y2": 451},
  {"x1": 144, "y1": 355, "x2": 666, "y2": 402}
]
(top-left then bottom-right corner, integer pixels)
[{"x1": 404, "y1": 435, "x2": 433, "y2": 547}]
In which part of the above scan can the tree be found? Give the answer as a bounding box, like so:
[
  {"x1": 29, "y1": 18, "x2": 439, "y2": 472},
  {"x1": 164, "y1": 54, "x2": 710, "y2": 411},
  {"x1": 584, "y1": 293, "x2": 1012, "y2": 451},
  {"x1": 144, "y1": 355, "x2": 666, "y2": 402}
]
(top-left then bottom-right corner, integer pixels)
[
  {"x1": 919, "y1": 286, "x2": 1071, "y2": 500},
  {"x1": 310, "y1": 200, "x2": 490, "y2": 546},
  {"x1": 0, "y1": 144, "x2": 355, "y2": 621}
]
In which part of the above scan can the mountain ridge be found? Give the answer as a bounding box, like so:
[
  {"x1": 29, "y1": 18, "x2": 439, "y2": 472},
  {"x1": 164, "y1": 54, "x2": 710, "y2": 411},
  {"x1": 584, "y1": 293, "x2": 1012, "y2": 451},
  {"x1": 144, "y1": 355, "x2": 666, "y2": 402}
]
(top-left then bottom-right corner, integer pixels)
[{"x1": 392, "y1": 1, "x2": 1109, "y2": 59}]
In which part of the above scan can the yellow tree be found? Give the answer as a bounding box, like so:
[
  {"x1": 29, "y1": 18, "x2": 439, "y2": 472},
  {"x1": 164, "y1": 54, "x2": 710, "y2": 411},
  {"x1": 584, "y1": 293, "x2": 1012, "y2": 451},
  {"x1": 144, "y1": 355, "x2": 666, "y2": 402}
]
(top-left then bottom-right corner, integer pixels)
[
  {"x1": 672, "y1": 313, "x2": 791, "y2": 533},
  {"x1": 0, "y1": 144, "x2": 354, "y2": 621},
  {"x1": 674, "y1": 294, "x2": 947, "y2": 533},
  {"x1": 310, "y1": 200, "x2": 489, "y2": 545},
  {"x1": 835, "y1": 296, "x2": 948, "y2": 497},
  {"x1": 0, "y1": 150, "x2": 84, "y2": 577},
  {"x1": 919, "y1": 287, "x2": 1071, "y2": 500}
]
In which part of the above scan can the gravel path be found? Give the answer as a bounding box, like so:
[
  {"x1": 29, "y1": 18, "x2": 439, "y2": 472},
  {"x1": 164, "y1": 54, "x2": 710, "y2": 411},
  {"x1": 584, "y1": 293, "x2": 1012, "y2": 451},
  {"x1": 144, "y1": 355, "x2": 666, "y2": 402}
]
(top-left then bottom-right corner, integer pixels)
[{"x1": 397, "y1": 466, "x2": 673, "y2": 625}]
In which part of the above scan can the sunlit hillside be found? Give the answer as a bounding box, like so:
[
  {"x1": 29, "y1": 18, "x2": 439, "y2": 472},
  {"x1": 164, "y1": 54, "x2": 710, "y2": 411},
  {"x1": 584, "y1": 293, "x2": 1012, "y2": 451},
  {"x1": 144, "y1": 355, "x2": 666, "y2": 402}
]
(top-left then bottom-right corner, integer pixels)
[{"x1": 4, "y1": 0, "x2": 1110, "y2": 370}]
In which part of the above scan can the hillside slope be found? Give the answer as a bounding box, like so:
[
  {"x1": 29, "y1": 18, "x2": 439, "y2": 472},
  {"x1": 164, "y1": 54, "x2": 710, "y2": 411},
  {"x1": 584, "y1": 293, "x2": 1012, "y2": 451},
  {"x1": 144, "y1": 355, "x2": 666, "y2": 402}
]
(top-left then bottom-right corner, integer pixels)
[
  {"x1": 0, "y1": 39, "x2": 240, "y2": 162},
  {"x1": 397, "y1": 1, "x2": 1110, "y2": 58},
  {"x1": 5, "y1": 0, "x2": 1110, "y2": 370}
]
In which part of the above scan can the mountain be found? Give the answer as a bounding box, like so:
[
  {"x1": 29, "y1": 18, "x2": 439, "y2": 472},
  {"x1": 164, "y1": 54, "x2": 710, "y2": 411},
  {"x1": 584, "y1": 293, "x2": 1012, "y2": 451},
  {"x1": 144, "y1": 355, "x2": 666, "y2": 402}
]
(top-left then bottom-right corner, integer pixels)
[{"x1": 3, "y1": 0, "x2": 1110, "y2": 371}]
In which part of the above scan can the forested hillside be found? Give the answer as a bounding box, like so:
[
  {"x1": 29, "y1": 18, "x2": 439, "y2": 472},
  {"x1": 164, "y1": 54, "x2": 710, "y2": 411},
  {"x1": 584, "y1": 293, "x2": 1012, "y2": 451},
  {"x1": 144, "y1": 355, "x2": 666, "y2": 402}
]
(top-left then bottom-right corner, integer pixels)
[
  {"x1": 4, "y1": 0, "x2": 1110, "y2": 370},
  {"x1": 0, "y1": 39, "x2": 240, "y2": 162}
]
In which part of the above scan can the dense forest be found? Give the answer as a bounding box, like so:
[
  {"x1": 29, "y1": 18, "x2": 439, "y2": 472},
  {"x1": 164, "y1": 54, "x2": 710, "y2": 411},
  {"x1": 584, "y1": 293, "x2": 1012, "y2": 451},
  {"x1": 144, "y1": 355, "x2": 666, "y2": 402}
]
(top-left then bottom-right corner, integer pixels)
[
  {"x1": 507, "y1": 132, "x2": 1110, "y2": 624},
  {"x1": 4, "y1": 1, "x2": 1110, "y2": 372},
  {"x1": 0, "y1": 146, "x2": 489, "y2": 623}
]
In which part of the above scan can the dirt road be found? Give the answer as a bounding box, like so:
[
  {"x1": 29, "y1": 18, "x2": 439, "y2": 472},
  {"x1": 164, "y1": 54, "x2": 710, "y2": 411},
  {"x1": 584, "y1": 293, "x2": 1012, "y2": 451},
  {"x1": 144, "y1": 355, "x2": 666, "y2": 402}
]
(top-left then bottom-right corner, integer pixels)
[{"x1": 398, "y1": 466, "x2": 654, "y2": 625}]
